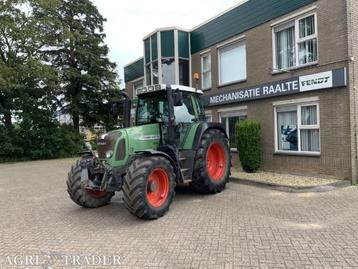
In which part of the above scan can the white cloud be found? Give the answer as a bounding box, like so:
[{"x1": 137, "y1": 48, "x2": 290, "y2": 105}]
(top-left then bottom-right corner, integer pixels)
[{"x1": 91, "y1": 0, "x2": 240, "y2": 87}]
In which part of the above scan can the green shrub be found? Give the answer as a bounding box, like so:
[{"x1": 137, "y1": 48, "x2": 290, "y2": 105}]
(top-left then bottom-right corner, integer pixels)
[
  {"x1": 0, "y1": 123, "x2": 85, "y2": 162},
  {"x1": 235, "y1": 119, "x2": 261, "y2": 173},
  {"x1": 0, "y1": 127, "x2": 24, "y2": 161},
  {"x1": 56, "y1": 125, "x2": 86, "y2": 158}
]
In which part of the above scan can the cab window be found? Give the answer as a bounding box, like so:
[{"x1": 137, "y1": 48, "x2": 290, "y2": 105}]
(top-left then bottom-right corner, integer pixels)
[{"x1": 174, "y1": 93, "x2": 196, "y2": 123}]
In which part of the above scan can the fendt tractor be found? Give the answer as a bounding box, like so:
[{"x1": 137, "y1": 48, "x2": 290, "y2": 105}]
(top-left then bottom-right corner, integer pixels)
[{"x1": 66, "y1": 85, "x2": 231, "y2": 219}]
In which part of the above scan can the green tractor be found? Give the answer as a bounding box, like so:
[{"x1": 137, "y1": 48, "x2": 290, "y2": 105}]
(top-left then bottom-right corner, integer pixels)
[{"x1": 67, "y1": 85, "x2": 231, "y2": 219}]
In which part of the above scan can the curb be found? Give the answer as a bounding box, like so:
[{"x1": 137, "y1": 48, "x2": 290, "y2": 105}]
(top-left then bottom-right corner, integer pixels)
[{"x1": 230, "y1": 177, "x2": 352, "y2": 193}]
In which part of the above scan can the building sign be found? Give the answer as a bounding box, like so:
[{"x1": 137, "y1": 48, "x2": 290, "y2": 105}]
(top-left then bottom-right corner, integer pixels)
[
  {"x1": 204, "y1": 68, "x2": 347, "y2": 107},
  {"x1": 299, "y1": 70, "x2": 333, "y2": 92}
]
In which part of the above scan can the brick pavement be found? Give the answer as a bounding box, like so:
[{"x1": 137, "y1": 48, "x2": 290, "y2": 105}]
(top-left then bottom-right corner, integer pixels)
[{"x1": 0, "y1": 159, "x2": 358, "y2": 269}]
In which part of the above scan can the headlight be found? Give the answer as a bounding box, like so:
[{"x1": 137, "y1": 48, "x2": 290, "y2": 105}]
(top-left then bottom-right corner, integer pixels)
[{"x1": 105, "y1": 150, "x2": 113, "y2": 159}]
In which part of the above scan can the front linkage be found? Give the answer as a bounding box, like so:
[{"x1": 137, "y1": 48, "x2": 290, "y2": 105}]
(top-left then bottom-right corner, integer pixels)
[{"x1": 79, "y1": 153, "x2": 122, "y2": 194}]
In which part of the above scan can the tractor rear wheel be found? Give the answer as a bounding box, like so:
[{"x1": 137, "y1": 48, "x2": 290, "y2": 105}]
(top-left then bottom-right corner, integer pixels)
[
  {"x1": 191, "y1": 129, "x2": 230, "y2": 194},
  {"x1": 122, "y1": 156, "x2": 175, "y2": 219},
  {"x1": 67, "y1": 159, "x2": 114, "y2": 208}
]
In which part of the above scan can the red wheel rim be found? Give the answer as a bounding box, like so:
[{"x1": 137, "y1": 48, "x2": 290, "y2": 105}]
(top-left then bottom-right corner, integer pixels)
[
  {"x1": 206, "y1": 141, "x2": 226, "y2": 181},
  {"x1": 146, "y1": 168, "x2": 170, "y2": 208},
  {"x1": 86, "y1": 190, "x2": 107, "y2": 199}
]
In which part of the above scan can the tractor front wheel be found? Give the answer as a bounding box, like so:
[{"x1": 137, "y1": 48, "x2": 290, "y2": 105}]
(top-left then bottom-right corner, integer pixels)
[
  {"x1": 66, "y1": 159, "x2": 114, "y2": 208},
  {"x1": 191, "y1": 129, "x2": 230, "y2": 194},
  {"x1": 122, "y1": 156, "x2": 175, "y2": 219}
]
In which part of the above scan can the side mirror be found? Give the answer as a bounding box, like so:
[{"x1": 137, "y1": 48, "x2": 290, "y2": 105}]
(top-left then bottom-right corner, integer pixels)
[
  {"x1": 199, "y1": 95, "x2": 210, "y2": 107},
  {"x1": 173, "y1": 91, "x2": 183, "y2": 106}
]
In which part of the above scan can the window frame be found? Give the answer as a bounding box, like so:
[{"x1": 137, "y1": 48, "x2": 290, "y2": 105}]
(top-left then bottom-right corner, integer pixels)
[
  {"x1": 272, "y1": 12, "x2": 318, "y2": 72},
  {"x1": 218, "y1": 40, "x2": 247, "y2": 86},
  {"x1": 205, "y1": 110, "x2": 213, "y2": 122},
  {"x1": 218, "y1": 107, "x2": 248, "y2": 151},
  {"x1": 201, "y1": 52, "x2": 212, "y2": 90},
  {"x1": 132, "y1": 78, "x2": 144, "y2": 99},
  {"x1": 274, "y1": 101, "x2": 320, "y2": 155}
]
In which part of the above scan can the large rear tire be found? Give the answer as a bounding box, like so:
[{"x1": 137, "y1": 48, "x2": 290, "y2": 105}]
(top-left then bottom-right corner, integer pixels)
[
  {"x1": 122, "y1": 156, "x2": 175, "y2": 219},
  {"x1": 66, "y1": 159, "x2": 114, "y2": 208},
  {"x1": 191, "y1": 129, "x2": 230, "y2": 194}
]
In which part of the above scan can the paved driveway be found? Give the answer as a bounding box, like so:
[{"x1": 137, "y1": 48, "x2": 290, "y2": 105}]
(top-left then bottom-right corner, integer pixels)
[{"x1": 0, "y1": 159, "x2": 358, "y2": 269}]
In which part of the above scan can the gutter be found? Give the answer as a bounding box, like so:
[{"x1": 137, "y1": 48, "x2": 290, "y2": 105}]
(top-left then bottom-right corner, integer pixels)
[{"x1": 347, "y1": 0, "x2": 358, "y2": 185}]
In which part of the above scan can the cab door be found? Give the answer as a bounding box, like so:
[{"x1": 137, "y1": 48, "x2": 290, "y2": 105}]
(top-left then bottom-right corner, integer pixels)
[{"x1": 174, "y1": 93, "x2": 198, "y2": 147}]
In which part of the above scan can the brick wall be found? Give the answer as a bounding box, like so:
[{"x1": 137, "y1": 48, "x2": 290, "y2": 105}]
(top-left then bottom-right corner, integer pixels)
[
  {"x1": 123, "y1": 0, "x2": 354, "y2": 179},
  {"x1": 191, "y1": 0, "x2": 349, "y2": 96},
  {"x1": 192, "y1": 0, "x2": 352, "y2": 179},
  {"x1": 125, "y1": 81, "x2": 134, "y2": 100}
]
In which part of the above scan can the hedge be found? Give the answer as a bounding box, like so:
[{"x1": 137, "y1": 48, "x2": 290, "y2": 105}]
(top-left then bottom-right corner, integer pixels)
[
  {"x1": 0, "y1": 124, "x2": 85, "y2": 162},
  {"x1": 235, "y1": 119, "x2": 262, "y2": 173}
]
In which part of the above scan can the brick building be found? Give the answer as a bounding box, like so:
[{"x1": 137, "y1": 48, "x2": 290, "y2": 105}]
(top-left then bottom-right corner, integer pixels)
[{"x1": 124, "y1": 0, "x2": 358, "y2": 183}]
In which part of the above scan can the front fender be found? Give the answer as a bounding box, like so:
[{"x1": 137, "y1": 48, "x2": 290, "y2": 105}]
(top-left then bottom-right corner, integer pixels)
[
  {"x1": 134, "y1": 150, "x2": 175, "y2": 167},
  {"x1": 192, "y1": 122, "x2": 228, "y2": 150},
  {"x1": 134, "y1": 149, "x2": 181, "y2": 183}
]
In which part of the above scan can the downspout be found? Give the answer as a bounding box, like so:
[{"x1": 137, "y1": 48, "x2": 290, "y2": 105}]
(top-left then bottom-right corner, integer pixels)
[{"x1": 347, "y1": 0, "x2": 358, "y2": 185}]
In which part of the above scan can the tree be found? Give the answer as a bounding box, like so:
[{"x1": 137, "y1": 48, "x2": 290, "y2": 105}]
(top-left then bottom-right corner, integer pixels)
[
  {"x1": 50, "y1": 0, "x2": 119, "y2": 133},
  {"x1": 0, "y1": 0, "x2": 61, "y2": 129},
  {"x1": 0, "y1": 0, "x2": 88, "y2": 161},
  {"x1": 0, "y1": 0, "x2": 118, "y2": 161}
]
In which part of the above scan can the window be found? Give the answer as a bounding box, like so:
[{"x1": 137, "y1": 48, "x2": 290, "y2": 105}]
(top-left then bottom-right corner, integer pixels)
[
  {"x1": 145, "y1": 65, "x2": 151, "y2": 85},
  {"x1": 179, "y1": 59, "x2": 190, "y2": 86},
  {"x1": 161, "y1": 58, "x2": 175, "y2": 85},
  {"x1": 132, "y1": 79, "x2": 144, "y2": 99},
  {"x1": 152, "y1": 61, "x2": 159, "y2": 84},
  {"x1": 219, "y1": 41, "x2": 246, "y2": 85},
  {"x1": 275, "y1": 103, "x2": 320, "y2": 153},
  {"x1": 144, "y1": 34, "x2": 160, "y2": 86},
  {"x1": 136, "y1": 95, "x2": 169, "y2": 126},
  {"x1": 298, "y1": 15, "x2": 317, "y2": 65},
  {"x1": 136, "y1": 93, "x2": 196, "y2": 126},
  {"x1": 219, "y1": 109, "x2": 247, "y2": 149},
  {"x1": 205, "y1": 111, "x2": 213, "y2": 122},
  {"x1": 174, "y1": 94, "x2": 195, "y2": 123},
  {"x1": 201, "y1": 53, "x2": 211, "y2": 89},
  {"x1": 274, "y1": 13, "x2": 317, "y2": 71}
]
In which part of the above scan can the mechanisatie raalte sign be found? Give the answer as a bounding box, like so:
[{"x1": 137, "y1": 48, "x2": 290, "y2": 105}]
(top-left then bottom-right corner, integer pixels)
[{"x1": 203, "y1": 68, "x2": 347, "y2": 107}]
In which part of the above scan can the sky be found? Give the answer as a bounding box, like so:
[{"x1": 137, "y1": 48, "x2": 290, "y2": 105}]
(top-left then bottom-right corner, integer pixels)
[{"x1": 91, "y1": 0, "x2": 241, "y2": 87}]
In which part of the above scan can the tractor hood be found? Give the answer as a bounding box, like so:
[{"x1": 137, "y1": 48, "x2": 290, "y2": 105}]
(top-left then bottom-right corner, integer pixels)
[
  {"x1": 124, "y1": 123, "x2": 161, "y2": 154},
  {"x1": 97, "y1": 124, "x2": 161, "y2": 166}
]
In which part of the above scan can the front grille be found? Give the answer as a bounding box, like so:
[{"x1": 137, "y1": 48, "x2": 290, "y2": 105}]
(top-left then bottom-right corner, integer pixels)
[{"x1": 97, "y1": 131, "x2": 121, "y2": 159}]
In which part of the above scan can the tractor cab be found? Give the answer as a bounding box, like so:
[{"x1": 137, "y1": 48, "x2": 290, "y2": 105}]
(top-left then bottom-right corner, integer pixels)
[{"x1": 135, "y1": 84, "x2": 205, "y2": 146}]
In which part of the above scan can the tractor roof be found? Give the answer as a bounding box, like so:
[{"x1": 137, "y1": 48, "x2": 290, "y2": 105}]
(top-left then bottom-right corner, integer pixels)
[{"x1": 137, "y1": 84, "x2": 204, "y2": 96}]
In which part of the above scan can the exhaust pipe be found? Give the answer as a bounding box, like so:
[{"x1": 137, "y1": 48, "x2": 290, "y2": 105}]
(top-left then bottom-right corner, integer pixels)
[{"x1": 120, "y1": 91, "x2": 131, "y2": 128}]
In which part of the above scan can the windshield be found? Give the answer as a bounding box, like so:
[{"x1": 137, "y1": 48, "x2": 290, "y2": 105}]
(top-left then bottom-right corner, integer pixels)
[{"x1": 136, "y1": 92, "x2": 197, "y2": 126}]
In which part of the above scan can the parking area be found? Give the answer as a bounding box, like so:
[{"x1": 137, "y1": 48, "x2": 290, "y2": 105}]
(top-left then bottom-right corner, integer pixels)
[{"x1": 1, "y1": 158, "x2": 358, "y2": 269}]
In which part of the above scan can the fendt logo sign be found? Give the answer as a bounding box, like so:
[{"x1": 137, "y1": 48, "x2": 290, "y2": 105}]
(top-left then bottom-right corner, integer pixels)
[
  {"x1": 205, "y1": 68, "x2": 347, "y2": 107},
  {"x1": 300, "y1": 76, "x2": 330, "y2": 87},
  {"x1": 299, "y1": 71, "x2": 333, "y2": 92}
]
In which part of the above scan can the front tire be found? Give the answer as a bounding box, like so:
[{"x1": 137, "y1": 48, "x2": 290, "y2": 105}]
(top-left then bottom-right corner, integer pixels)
[
  {"x1": 66, "y1": 159, "x2": 114, "y2": 208},
  {"x1": 122, "y1": 156, "x2": 176, "y2": 219},
  {"x1": 191, "y1": 129, "x2": 231, "y2": 194}
]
